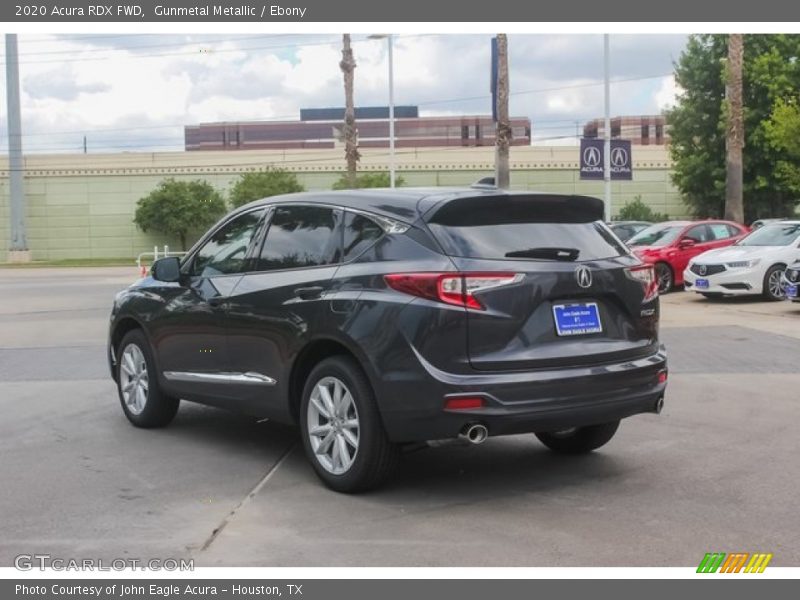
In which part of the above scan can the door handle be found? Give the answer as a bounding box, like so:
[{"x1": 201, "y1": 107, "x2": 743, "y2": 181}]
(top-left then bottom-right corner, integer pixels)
[
  {"x1": 294, "y1": 286, "x2": 324, "y2": 300},
  {"x1": 208, "y1": 296, "x2": 228, "y2": 307}
]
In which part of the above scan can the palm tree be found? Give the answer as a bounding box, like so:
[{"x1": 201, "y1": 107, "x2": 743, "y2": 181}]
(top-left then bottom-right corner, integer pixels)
[
  {"x1": 340, "y1": 34, "x2": 360, "y2": 189},
  {"x1": 725, "y1": 34, "x2": 744, "y2": 223}
]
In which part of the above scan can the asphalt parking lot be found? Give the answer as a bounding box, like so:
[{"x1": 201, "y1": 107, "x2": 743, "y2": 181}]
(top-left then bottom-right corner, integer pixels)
[{"x1": 1, "y1": 266, "x2": 798, "y2": 567}]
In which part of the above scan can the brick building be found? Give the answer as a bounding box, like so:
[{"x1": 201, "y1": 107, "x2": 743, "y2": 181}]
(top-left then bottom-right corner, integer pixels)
[
  {"x1": 583, "y1": 115, "x2": 668, "y2": 146},
  {"x1": 185, "y1": 106, "x2": 532, "y2": 151}
]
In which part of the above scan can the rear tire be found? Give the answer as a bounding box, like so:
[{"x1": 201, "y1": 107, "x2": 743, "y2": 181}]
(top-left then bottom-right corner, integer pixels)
[
  {"x1": 299, "y1": 356, "x2": 399, "y2": 493},
  {"x1": 536, "y1": 421, "x2": 620, "y2": 454},
  {"x1": 116, "y1": 330, "x2": 179, "y2": 428},
  {"x1": 655, "y1": 262, "x2": 674, "y2": 294},
  {"x1": 762, "y1": 264, "x2": 786, "y2": 301}
]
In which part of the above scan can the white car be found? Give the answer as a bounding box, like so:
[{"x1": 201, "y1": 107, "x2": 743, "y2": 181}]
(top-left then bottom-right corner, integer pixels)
[{"x1": 683, "y1": 221, "x2": 800, "y2": 300}]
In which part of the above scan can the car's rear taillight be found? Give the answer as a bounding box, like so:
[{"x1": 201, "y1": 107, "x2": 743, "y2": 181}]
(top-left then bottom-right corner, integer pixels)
[
  {"x1": 384, "y1": 272, "x2": 522, "y2": 310},
  {"x1": 626, "y1": 264, "x2": 658, "y2": 302}
]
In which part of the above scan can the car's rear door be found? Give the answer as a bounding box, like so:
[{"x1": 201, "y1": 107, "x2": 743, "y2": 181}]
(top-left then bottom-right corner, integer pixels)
[
  {"x1": 424, "y1": 194, "x2": 659, "y2": 372},
  {"x1": 223, "y1": 204, "x2": 343, "y2": 416}
]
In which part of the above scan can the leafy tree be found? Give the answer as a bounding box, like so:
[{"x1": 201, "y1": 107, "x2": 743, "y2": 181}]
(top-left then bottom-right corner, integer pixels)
[
  {"x1": 332, "y1": 172, "x2": 405, "y2": 190},
  {"x1": 765, "y1": 98, "x2": 800, "y2": 197},
  {"x1": 616, "y1": 196, "x2": 669, "y2": 222},
  {"x1": 134, "y1": 178, "x2": 226, "y2": 250},
  {"x1": 228, "y1": 169, "x2": 305, "y2": 208},
  {"x1": 667, "y1": 34, "x2": 800, "y2": 221}
]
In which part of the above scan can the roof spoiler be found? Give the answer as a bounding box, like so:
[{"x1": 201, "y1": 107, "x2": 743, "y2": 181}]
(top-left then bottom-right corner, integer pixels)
[{"x1": 428, "y1": 193, "x2": 605, "y2": 226}]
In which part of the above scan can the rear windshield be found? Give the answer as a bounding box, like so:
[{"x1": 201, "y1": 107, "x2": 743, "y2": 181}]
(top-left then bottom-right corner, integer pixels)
[{"x1": 428, "y1": 221, "x2": 627, "y2": 262}]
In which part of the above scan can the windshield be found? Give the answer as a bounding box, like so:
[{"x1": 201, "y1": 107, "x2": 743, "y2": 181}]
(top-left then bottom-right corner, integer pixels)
[
  {"x1": 627, "y1": 224, "x2": 684, "y2": 247},
  {"x1": 737, "y1": 223, "x2": 800, "y2": 246}
]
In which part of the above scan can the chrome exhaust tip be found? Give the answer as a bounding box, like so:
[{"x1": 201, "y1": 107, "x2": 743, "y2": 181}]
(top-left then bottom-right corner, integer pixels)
[
  {"x1": 654, "y1": 396, "x2": 664, "y2": 414},
  {"x1": 459, "y1": 423, "x2": 489, "y2": 445}
]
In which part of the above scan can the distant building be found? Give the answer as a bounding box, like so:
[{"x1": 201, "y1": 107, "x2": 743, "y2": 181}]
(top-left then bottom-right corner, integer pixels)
[
  {"x1": 185, "y1": 106, "x2": 532, "y2": 151},
  {"x1": 583, "y1": 115, "x2": 668, "y2": 146}
]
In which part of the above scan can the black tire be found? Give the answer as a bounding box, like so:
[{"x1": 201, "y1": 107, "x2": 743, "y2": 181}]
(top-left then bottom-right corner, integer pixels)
[
  {"x1": 116, "y1": 329, "x2": 179, "y2": 428},
  {"x1": 655, "y1": 262, "x2": 674, "y2": 294},
  {"x1": 299, "y1": 355, "x2": 399, "y2": 493},
  {"x1": 535, "y1": 421, "x2": 620, "y2": 454},
  {"x1": 762, "y1": 264, "x2": 786, "y2": 301}
]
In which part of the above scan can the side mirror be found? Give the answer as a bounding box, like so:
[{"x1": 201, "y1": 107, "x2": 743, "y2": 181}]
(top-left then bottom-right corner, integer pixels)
[
  {"x1": 151, "y1": 256, "x2": 182, "y2": 283},
  {"x1": 678, "y1": 238, "x2": 696, "y2": 249}
]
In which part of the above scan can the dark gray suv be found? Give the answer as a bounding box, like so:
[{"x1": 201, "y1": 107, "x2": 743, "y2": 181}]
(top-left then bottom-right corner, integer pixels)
[{"x1": 108, "y1": 188, "x2": 668, "y2": 492}]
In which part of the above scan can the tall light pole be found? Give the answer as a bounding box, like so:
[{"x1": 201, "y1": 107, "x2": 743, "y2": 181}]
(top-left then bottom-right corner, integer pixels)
[
  {"x1": 603, "y1": 34, "x2": 612, "y2": 222},
  {"x1": 369, "y1": 34, "x2": 396, "y2": 187},
  {"x1": 5, "y1": 34, "x2": 29, "y2": 262}
]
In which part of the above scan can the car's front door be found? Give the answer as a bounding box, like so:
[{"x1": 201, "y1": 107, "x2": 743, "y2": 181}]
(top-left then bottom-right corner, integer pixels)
[
  {"x1": 224, "y1": 204, "x2": 343, "y2": 416},
  {"x1": 153, "y1": 208, "x2": 266, "y2": 401},
  {"x1": 674, "y1": 223, "x2": 712, "y2": 273}
]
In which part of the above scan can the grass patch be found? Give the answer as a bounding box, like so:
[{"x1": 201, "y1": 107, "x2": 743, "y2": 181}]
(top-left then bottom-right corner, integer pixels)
[{"x1": 0, "y1": 258, "x2": 136, "y2": 268}]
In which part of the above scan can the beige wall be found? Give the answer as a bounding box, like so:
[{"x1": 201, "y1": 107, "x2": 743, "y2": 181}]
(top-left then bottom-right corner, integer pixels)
[{"x1": 0, "y1": 145, "x2": 683, "y2": 261}]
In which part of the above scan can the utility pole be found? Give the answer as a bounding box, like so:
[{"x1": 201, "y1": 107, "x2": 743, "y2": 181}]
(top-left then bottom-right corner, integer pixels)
[
  {"x1": 603, "y1": 34, "x2": 612, "y2": 222},
  {"x1": 387, "y1": 35, "x2": 395, "y2": 187},
  {"x1": 495, "y1": 33, "x2": 510, "y2": 189},
  {"x1": 5, "y1": 34, "x2": 29, "y2": 262},
  {"x1": 725, "y1": 34, "x2": 744, "y2": 223},
  {"x1": 83, "y1": 135, "x2": 87, "y2": 154},
  {"x1": 340, "y1": 34, "x2": 360, "y2": 189}
]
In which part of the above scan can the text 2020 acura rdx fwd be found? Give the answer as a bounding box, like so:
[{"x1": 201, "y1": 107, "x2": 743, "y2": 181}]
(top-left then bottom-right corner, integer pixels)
[{"x1": 108, "y1": 188, "x2": 668, "y2": 492}]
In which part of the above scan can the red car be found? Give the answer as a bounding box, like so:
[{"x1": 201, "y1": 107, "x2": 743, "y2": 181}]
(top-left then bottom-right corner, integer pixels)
[{"x1": 626, "y1": 220, "x2": 749, "y2": 293}]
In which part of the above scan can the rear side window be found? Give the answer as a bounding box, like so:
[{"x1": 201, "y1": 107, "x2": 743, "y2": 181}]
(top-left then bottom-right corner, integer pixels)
[
  {"x1": 709, "y1": 223, "x2": 733, "y2": 240},
  {"x1": 343, "y1": 212, "x2": 384, "y2": 261},
  {"x1": 427, "y1": 196, "x2": 626, "y2": 262},
  {"x1": 256, "y1": 205, "x2": 341, "y2": 271}
]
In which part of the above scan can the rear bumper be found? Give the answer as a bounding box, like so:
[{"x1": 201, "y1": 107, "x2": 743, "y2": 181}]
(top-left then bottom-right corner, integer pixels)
[{"x1": 378, "y1": 345, "x2": 668, "y2": 443}]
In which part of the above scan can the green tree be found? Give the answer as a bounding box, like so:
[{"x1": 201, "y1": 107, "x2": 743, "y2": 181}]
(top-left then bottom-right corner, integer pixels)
[
  {"x1": 667, "y1": 34, "x2": 800, "y2": 221},
  {"x1": 616, "y1": 196, "x2": 669, "y2": 222},
  {"x1": 332, "y1": 172, "x2": 405, "y2": 190},
  {"x1": 765, "y1": 98, "x2": 800, "y2": 196},
  {"x1": 228, "y1": 169, "x2": 305, "y2": 208},
  {"x1": 134, "y1": 178, "x2": 226, "y2": 250}
]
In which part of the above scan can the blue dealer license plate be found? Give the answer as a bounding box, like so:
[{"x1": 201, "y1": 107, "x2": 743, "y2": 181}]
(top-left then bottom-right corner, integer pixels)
[
  {"x1": 787, "y1": 285, "x2": 798, "y2": 298},
  {"x1": 553, "y1": 303, "x2": 602, "y2": 336},
  {"x1": 695, "y1": 278, "x2": 710, "y2": 289}
]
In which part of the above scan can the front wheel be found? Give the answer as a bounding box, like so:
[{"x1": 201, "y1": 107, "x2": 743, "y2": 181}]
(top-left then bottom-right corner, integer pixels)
[
  {"x1": 655, "y1": 262, "x2": 674, "y2": 294},
  {"x1": 535, "y1": 421, "x2": 620, "y2": 454},
  {"x1": 116, "y1": 330, "x2": 179, "y2": 428},
  {"x1": 762, "y1": 264, "x2": 786, "y2": 301},
  {"x1": 299, "y1": 356, "x2": 399, "y2": 493}
]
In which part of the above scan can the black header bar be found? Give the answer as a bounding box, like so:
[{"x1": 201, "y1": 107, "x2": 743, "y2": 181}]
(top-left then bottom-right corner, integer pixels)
[{"x1": 2, "y1": 0, "x2": 799, "y2": 22}]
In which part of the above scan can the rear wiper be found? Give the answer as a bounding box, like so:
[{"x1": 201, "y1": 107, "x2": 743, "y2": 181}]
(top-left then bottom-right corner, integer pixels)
[{"x1": 504, "y1": 247, "x2": 580, "y2": 261}]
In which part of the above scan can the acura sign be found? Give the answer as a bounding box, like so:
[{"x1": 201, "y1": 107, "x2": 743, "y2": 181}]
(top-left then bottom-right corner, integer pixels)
[{"x1": 579, "y1": 139, "x2": 633, "y2": 180}]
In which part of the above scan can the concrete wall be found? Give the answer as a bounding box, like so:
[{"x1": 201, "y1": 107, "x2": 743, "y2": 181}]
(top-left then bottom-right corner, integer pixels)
[{"x1": 0, "y1": 145, "x2": 683, "y2": 261}]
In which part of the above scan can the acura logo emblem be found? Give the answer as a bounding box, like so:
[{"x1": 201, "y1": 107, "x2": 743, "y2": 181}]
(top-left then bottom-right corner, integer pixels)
[
  {"x1": 698, "y1": 265, "x2": 707, "y2": 276},
  {"x1": 575, "y1": 265, "x2": 592, "y2": 288},
  {"x1": 583, "y1": 146, "x2": 601, "y2": 168},
  {"x1": 610, "y1": 147, "x2": 629, "y2": 168}
]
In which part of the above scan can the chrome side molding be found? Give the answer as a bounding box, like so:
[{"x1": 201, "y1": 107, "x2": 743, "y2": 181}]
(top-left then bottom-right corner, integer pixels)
[{"x1": 163, "y1": 371, "x2": 277, "y2": 385}]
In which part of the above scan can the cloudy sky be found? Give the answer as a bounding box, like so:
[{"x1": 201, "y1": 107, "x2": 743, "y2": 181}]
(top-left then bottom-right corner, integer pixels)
[{"x1": 0, "y1": 33, "x2": 687, "y2": 154}]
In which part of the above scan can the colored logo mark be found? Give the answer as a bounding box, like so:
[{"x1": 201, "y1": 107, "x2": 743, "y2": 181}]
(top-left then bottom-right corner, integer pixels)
[{"x1": 697, "y1": 552, "x2": 773, "y2": 573}]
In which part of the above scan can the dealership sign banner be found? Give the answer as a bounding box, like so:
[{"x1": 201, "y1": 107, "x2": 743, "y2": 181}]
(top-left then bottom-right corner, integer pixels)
[{"x1": 580, "y1": 139, "x2": 633, "y2": 181}]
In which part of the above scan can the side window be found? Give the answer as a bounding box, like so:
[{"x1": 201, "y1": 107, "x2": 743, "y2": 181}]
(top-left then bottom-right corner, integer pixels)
[
  {"x1": 190, "y1": 209, "x2": 264, "y2": 277},
  {"x1": 709, "y1": 223, "x2": 732, "y2": 240},
  {"x1": 684, "y1": 225, "x2": 708, "y2": 243},
  {"x1": 257, "y1": 205, "x2": 341, "y2": 271},
  {"x1": 727, "y1": 224, "x2": 743, "y2": 237},
  {"x1": 343, "y1": 212, "x2": 384, "y2": 261}
]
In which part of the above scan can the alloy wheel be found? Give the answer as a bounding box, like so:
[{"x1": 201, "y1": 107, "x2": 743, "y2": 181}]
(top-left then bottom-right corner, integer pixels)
[
  {"x1": 119, "y1": 343, "x2": 149, "y2": 415},
  {"x1": 306, "y1": 376, "x2": 360, "y2": 475},
  {"x1": 656, "y1": 264, "x2": 672, "y2": 293},
  {"x1": 768, "y1": 269, "x2": 784, "y2": 299}
]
